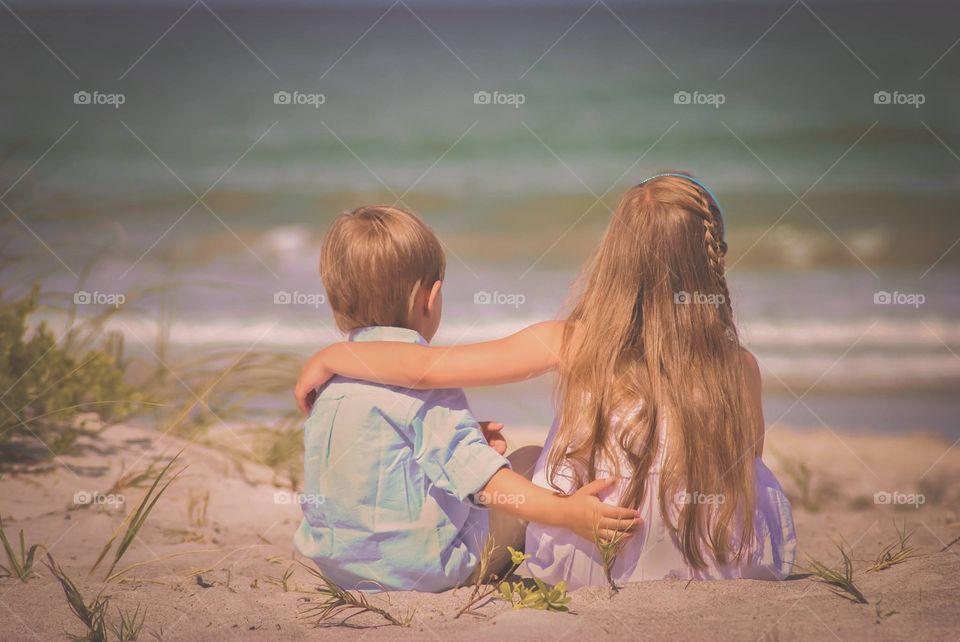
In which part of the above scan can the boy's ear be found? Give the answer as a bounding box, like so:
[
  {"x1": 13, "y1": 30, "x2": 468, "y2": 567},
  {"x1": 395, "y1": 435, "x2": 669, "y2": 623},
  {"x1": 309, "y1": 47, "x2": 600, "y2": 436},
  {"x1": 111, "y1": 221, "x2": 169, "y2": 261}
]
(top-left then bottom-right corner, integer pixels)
[{"x1": 426, "y1": 280, "x2": 442, "y2": 315}]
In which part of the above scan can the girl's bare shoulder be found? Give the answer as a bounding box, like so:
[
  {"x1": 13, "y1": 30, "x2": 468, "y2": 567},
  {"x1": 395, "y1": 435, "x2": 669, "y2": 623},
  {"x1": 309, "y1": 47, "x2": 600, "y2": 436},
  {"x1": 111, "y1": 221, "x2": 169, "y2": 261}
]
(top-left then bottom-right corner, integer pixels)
[{"x1": 739, "y1": 347, "x2": 762, "y2": 392}]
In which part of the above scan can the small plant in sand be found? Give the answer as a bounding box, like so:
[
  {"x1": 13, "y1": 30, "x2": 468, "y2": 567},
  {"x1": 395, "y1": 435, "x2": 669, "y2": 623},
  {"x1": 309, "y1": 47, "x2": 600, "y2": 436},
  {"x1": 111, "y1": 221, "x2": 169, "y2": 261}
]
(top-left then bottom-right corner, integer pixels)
[
  {"x1": 940, "y1": 534, "x2": 960, "y2": 553},
  {"x1": 109, "y1": 603, "x2": 147, "y2": 641},
  {"x1": 46, "y1": 553, "x2": 146, "y2": 642},
  {"x1": 456, "y1": 540, "x2": 572, "y2": 616},
  {"x1": 48, "y1": 554, "x2": 109, "y2": 642},
  {"x1": 454, "y1": 536, "x2": 501, "y2": 618},
  {"x1": 92, "y1": 452, "x2": 186, "y2": 581},
  {"x1": 593, "y1": 520, "x2": 628, "y2": 594},
  {"x1": 187, "y1": 490, "x2": 209, "y2": 529},
  {"x1": 498, "y1": 576, "x2": 572, "y2": 612},
  {"x1": 774, "y1": 451, "x2": 835, "y2": 512},
  {"x1": 805, "y1": 542, "x2": 867, "y2": 604},
  {"x1": 106, "y1": 459, "x2": 164, "y2": 497},
  {"x1": 0, "y1": 514, "x2": 43, "y2": 581},
  {"x1": 70, "y1": 459, "x2": 165, "y2": 514},
  {"x1": 493, "y1": 547, "x2": 571, "y2": 613},
  {"x1": 874, "y1": 597, "x2": 898, "y2": 624},
  {"x1": 297, "y1": 562, "x2": 413, "y2": 627},
  {"x1": 265, "y1": 562, "x2": 297, "y2": 592},
  {"x1": 867, "y1": 520, "x2": 919, "y2": 573}
]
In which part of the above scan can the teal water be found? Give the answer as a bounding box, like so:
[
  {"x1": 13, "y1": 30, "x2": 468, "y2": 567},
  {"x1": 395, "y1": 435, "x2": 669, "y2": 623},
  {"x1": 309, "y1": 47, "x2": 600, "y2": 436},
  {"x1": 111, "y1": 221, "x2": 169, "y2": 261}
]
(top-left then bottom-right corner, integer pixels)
[{"x1": 2, "y1": 1, "x2": 958, "y2": 435}]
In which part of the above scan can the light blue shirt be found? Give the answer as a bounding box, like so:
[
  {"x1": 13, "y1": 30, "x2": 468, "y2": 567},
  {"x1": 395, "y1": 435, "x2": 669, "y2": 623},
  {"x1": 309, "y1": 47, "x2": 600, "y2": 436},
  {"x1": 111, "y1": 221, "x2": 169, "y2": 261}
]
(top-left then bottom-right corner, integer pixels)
[{"x1": 294, "y1": 326, "x2": 510, "y2": 592}]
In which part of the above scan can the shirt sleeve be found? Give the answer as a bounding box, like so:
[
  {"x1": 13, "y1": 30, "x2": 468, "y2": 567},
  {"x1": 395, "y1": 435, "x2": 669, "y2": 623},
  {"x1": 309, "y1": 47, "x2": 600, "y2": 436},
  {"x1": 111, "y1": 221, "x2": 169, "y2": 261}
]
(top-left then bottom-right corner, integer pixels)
[{"x1": 408, "y1": 389, "x2": 510, "y2": 506}]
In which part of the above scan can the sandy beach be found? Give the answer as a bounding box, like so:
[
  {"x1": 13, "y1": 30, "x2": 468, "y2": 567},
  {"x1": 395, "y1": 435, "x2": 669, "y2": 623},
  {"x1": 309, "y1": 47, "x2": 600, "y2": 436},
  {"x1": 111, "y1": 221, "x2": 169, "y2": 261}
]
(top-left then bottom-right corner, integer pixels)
[{"x1": 1, "y1": 422, "x2": 957, "y2": 641}]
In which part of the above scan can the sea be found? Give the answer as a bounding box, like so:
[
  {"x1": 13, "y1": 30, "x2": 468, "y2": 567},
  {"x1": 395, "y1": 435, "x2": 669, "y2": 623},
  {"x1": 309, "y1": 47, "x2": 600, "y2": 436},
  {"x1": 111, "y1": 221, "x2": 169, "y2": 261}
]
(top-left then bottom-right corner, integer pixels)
[{"x1": 1, "y1": 0, "x2": 958, "y2": 438}]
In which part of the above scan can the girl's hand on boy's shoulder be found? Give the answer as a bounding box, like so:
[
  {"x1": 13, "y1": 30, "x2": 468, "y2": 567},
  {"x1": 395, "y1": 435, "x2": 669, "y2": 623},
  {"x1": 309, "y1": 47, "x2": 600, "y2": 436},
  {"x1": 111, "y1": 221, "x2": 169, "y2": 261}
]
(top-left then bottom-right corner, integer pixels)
[
  {"x1": 295, "y1": 351, "x2": 333, "y2": 414},
  {"x1": 478, "y1": 421, "x2": 508, "y2": 455}
]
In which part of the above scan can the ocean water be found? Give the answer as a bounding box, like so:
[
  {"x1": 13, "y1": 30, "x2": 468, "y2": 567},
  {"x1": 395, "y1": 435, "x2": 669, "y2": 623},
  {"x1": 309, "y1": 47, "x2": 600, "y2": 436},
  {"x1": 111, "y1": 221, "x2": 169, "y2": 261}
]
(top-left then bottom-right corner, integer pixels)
[{"x1": 2, "y1": 1, "x2": 958, "y2": 435}]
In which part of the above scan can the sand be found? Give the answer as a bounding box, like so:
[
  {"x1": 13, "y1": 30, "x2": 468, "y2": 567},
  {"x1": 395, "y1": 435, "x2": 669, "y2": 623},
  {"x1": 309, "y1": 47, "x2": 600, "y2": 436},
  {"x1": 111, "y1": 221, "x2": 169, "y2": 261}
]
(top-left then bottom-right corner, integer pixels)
[{"x1": 1, "y1": 422, "x2": 958, "y2": 641}]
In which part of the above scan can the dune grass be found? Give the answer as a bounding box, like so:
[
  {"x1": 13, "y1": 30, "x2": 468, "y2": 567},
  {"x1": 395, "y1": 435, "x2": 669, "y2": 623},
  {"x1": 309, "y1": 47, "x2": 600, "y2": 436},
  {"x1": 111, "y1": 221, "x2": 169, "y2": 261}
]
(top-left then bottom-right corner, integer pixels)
[
  {"x1": 265, "y1": 562, "x2": 297, "y2": 592},
  {"x1": 0, "y1": 514, "x2": 43, "y2": 581},
  {"x1": 46, "y1": 554, "x2": 110, "y2": 642},
  {"x1": 0, "y1": 284, "x2": 146, "y2": 454},
  {"x1": 92, "y1": 452, "x2": 186, "y2": 582},
  {"x1": 187, "y1": 490, "x2": 209, "y2": 530},
  {"x1": 867, "y1": 521, "x2": 919, "y2": 573},
  {"x1": 106, "y1": 459, "x2": 164, "y2": 498},
  {"x1": 805, "y1": 542, "x2": 868, "y2": 604},
  {"x1": 297, "y1": 562, "x2": 413, "y2": 628},
  {"x1": 774, "y1": 451, "x2": 837, "y2": 512},
  {"x1": 47, "y1": 553, "x2": 147, "y2": 642},
  {"x1": 2, "y1": 277, "x2": 305, "y2": 493},
  {"x1": 110, "y1": 602, "x2": 147, "y2": 641}
]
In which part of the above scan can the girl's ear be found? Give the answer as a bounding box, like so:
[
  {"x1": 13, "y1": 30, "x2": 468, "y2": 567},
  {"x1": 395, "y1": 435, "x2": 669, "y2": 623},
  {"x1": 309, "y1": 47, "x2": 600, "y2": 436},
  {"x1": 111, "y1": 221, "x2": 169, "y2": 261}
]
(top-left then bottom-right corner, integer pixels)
[{"x1": 426, "y1": 280, "x2": 442, "y2": 315}]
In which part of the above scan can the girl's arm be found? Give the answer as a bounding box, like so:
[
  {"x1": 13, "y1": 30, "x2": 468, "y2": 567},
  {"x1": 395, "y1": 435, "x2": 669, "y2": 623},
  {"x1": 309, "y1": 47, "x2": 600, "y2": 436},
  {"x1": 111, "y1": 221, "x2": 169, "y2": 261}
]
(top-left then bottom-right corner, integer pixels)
[
  {"x1": 741, "y1": 349, "x2": 765, "y2": 458},
  {"x1": 295, "y1": 320, "x2": 565, "y2": 414},
  {"x1": 479, "y1": 468, "x2": 642, "y2": 542}
]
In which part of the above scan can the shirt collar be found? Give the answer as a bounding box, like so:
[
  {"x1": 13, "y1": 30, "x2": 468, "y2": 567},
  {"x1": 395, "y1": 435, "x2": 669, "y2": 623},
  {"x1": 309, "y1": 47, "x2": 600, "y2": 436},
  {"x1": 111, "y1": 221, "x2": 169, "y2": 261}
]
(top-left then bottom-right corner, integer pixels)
[{"x1": 348, "y1": 326, "x2": 428, "y2": 346}]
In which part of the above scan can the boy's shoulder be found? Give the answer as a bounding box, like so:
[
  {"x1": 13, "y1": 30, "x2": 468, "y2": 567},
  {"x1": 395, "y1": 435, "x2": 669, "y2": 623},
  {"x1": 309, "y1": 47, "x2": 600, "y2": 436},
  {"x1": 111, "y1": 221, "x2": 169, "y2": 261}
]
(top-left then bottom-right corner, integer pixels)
[{"x1": 315, "y1": 377, "x2": 472, "y2": 420}]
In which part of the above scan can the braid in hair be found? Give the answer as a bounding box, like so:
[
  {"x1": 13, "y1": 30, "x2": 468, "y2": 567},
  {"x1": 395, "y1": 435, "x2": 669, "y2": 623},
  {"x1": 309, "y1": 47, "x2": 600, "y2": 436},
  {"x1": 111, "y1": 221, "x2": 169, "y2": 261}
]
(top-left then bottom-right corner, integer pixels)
[{"x1": 690, "y1": 188, "x2": 735, "y2": 327}]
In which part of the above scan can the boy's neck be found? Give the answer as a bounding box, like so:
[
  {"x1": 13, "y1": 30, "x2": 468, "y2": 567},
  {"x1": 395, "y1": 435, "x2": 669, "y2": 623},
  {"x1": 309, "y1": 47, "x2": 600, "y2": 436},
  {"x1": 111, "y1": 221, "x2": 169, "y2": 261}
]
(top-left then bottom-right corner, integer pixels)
[
  {"x1": 353, "y1": 323, "x2": 430, "y2": 343},
  {"x1": 405, "y1": 318, "x2": 432, "y2": 342}
]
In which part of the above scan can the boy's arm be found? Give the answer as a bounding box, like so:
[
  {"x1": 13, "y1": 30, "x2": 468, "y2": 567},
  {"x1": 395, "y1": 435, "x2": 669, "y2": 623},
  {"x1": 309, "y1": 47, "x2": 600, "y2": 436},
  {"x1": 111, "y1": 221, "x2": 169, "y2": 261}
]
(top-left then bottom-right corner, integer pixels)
[
  {"x1": 295, "y1": 321, "x2": 565, "y2": 414},
  {"x1": 477, "y1": 467, "x2": 641, "y2": 542}
]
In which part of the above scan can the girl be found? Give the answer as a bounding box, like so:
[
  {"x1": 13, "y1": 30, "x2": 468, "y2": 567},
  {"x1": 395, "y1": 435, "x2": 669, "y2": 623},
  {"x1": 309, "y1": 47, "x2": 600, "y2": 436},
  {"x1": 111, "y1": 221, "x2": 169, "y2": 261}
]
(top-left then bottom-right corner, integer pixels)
[{"x1": 295, "y1": 174, "x2": 797, "y2": 586}]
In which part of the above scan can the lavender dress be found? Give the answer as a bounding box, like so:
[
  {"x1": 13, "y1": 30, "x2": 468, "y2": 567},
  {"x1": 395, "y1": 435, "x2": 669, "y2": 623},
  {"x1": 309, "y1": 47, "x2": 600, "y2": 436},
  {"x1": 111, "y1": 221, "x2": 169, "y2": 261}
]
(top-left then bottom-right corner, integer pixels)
[{"x1": 524, "y1": 417, "x2": 797, "y2": 588}]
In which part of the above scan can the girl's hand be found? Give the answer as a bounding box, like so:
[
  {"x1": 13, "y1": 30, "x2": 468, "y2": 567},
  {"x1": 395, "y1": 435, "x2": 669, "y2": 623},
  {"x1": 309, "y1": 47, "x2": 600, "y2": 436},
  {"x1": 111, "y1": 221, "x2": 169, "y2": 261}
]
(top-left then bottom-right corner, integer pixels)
[
  {"x1": 564, "y1": 478, "x2": 642, "y2": 542},
  {"x1": 295, "y1": 351, "x2": 334, "y2": 414},
  {"x1": 478, "y1": 421, "x2": 508, "y2": 455}
]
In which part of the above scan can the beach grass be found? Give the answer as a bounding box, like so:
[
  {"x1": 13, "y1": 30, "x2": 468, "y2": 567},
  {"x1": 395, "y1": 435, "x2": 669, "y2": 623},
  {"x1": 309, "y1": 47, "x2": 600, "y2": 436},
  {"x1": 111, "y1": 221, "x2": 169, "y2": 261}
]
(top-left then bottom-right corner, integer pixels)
[
  {"x1": 187, "y1": 490, "x2": 209, "y2": 530},
  {"x1": 867, "y1": 521, "x2": 919, "y2": 573},
  {"x1": 297, "y1": 562, "x2": 413, "y2": 628},
  {"x1": 92, "y1": 452, "x2": 186, "y2": 582},
  {"x1": 46, "y1": 553, "x2": 147, "y2": 642},
  {"x1": 46, "y1": 554, "x2": 110, "y2": 642},
  {"x1": 0, "y1": 514, "x2": 43, "y2": 582},
  {"x1": 805, "y1": 543, "x2": 868, "y2": 604}
]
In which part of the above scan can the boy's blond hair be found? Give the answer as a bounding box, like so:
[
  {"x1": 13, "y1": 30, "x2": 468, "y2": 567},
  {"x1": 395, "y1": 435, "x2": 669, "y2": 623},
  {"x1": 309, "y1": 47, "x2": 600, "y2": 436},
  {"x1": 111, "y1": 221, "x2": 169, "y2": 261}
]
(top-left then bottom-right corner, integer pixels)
[{"x1": 321, "y1": 206, "x2": 445, "y2": 333}]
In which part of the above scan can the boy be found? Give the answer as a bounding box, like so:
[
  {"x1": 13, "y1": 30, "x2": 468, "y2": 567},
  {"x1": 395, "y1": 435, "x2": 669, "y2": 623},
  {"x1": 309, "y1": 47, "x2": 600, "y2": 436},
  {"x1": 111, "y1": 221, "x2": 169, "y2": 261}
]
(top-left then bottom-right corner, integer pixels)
[{"x1": 294, "y1": 205, "x2": 638, "y2": 592}]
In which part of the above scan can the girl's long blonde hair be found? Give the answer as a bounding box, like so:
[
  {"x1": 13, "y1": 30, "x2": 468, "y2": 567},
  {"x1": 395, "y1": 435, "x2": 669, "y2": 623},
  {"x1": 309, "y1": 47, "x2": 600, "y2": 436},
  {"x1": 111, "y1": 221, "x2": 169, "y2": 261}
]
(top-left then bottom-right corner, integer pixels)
[{"x1": 549, "y1": 173, "x2": 755, "y2": 569}]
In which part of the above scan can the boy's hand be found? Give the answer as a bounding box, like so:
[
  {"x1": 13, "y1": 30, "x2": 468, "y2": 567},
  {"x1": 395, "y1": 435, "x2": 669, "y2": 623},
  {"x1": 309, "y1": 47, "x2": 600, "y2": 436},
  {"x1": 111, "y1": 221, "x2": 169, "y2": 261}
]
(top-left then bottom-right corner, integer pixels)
[
  {"x1": 295, "y1": 352, "x2": 334, "y2": 415},
  {"x1": 563, "y1": 478, "x2": 642, "y2": 542},
  {"x1": 478, "y1": 421, "x2": 507, "y2": 455}
]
